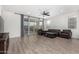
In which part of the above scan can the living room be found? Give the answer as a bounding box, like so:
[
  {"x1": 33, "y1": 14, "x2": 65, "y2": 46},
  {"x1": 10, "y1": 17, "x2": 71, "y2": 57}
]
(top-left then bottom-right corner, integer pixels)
[{"x1": 0, "y1": 5, "x2": 79, "y2": 54}]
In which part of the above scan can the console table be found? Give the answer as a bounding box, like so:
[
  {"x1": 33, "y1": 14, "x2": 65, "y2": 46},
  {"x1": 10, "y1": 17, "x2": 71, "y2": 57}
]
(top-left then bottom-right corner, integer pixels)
[{"x1": 0, "y1": 33, "x2": 9, "y2": 54}]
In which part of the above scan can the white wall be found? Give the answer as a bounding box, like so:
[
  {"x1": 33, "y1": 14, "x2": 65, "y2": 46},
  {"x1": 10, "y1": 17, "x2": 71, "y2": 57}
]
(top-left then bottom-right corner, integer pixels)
[
  {"x1": 1, "y1": 10, "x2": 21, "y2": 38},
  {"x1": 45, "y1": 11, "x2": 79, "y2": 38}
]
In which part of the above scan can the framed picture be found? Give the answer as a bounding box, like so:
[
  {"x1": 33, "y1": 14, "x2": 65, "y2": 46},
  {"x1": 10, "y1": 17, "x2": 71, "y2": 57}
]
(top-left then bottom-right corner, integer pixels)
[{"x1": 68, "y1": 17, "x2": 77, "y2": 29}]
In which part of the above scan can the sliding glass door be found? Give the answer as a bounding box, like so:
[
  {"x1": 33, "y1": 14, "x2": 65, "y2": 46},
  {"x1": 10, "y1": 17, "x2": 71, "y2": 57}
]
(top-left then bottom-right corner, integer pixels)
[
  {"x1": 29, "y1": 18, "x2": 37, "y2": 35},
  {"x1": 22, "y1": 15, "x2": 43, "y2": 37}
]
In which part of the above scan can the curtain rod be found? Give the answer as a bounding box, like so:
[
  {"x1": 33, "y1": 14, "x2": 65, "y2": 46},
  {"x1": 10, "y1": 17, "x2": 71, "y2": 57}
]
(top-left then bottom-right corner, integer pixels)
[{"x1": 15, "y1": 12, "x2": 43, "y2": 19}]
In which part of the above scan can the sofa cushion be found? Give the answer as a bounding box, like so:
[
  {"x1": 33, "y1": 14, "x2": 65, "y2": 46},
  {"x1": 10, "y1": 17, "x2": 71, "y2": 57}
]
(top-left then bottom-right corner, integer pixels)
[{"x1": 48, "y1": 29, "x2": 60, "y2": 32}]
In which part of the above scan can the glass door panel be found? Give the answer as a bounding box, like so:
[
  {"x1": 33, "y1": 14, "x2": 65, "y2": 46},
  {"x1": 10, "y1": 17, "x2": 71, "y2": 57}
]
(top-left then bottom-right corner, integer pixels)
[
  {"x1": 23, "y1": 16, "x2": 29, "y2": 35},
  {"x1": 23, "y1": 15, "x2": 43, "y2": 36},
  {"x1": 29, "y1": 17, "x2": 37, "y2": 35}
]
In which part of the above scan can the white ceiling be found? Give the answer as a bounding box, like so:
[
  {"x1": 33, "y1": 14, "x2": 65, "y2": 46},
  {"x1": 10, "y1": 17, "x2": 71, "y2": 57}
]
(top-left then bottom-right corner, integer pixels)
[{"x1": 2, "y1": 5, "x2": 79, "y2": 18}]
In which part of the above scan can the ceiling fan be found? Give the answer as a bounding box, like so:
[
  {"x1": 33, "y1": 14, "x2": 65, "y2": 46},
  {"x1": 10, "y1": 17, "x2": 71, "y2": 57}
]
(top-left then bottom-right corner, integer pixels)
[{"x1": 41, "y1": 10, "x2": 50, "y2": 16}]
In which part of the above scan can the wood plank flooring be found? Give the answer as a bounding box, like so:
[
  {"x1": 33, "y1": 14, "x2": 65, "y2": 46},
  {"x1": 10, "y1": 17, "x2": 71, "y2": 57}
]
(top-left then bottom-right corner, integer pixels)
[{"x1": 8, "y1": 35, "x2": 79, "y2": 54}]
